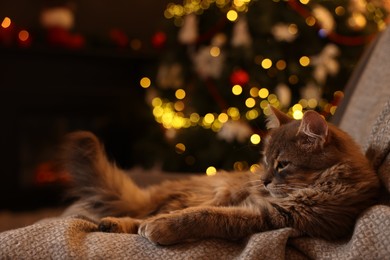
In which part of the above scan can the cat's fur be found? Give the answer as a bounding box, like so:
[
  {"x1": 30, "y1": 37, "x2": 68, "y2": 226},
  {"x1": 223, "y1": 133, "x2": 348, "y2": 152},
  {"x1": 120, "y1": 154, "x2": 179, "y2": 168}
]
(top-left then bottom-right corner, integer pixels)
[{"x1": 60, "y1": 107, "x2": 380, "y2": 245}]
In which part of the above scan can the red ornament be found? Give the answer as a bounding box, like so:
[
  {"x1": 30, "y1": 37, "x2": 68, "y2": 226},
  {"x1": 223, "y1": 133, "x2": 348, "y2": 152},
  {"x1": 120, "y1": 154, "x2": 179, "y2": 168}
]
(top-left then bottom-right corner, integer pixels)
[
  {"x1": 230, "y1": 69, "x2": 250, "y2": 86},
  {"x1": 46, "y1": 27, "x2": 85, "y2": 49},
  {"x1": 109, "y1": 28, "x2": 129, "y2": 48},
  {"x1": 152, "y1": 31, "x2": 167, "y2": 49}
]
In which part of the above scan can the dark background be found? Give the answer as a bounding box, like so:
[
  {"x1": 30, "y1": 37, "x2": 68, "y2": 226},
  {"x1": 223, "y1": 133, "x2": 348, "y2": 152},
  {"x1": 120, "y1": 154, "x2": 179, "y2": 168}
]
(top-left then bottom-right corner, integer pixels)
[{"x1": 0, "y1": 0, "x2": 176, "y2": 210}]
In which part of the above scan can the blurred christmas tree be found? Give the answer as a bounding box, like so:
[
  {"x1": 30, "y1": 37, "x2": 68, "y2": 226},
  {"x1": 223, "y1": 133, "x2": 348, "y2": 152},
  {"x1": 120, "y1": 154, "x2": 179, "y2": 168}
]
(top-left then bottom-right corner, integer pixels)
[{"x1": 141, "y1": 0, "x2": 388, "y2": 173}]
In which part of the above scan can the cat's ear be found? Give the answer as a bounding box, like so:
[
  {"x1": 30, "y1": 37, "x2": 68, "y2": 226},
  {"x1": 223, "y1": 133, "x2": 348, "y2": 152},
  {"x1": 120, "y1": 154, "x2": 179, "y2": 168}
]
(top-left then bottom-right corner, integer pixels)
[
  {"x1": 297, "y1": 110, "x2": 328, "y2": 147},
  {"x1": 266, "y1": 105, "x2": 293, "y2": 129}
]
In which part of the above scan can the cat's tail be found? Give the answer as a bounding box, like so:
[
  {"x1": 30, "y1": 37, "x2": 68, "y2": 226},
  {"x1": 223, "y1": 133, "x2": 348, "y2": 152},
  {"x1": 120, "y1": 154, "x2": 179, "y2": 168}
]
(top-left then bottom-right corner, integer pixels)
[{"x1": 57, "y1": 131, "x2": 151, "y2": 218}]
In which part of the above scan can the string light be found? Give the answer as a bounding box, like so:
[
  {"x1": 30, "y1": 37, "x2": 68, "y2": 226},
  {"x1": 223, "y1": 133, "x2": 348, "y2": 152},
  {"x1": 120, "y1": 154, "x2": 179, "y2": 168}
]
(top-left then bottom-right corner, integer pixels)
[
  {"x1": 275, "y1": 60, "x2": 286, "y2": 70},
  {"x1": 232, "y1": 84, "x2": 243, "y2": 95},
  {"x1": 175, "y1": 89, "x2": 186, "y2": 99},
  {"x1": 226, "y1": 10, "x2": 238, "y2": 22},
  {"x1": 258, "y1": 88, "x2": 269, "y2": 99},
  {"x1": 140, "y1": 77, "x2": 151, "y2": 88},
  {"x1": 261, "y1": 58, "x2": 272, "y2": 69},
  {"x1": 299, "y1": 56, "x2": 310, "y2": 67},
  {"x1": 1, "y1": 17, "x2": 11, "y2": 28},
  {"x1": 210, "y1": 46, "x2": 221, "y2": 57},
  {"x1": 250, "y1": 134, "x2": 261, "y2": 144},
  {"x1": 206, "y1": 166, "x2": 217, "y2": 176},
  {"x1": 245, "y1": 97, "x2": 256, "y2": 108},
  {"x1": 249, "y1": 87, "x2": 259, "y2": 97},
  {"x1": 175, "y1": 143, "x2": 186, "y2": 154}
]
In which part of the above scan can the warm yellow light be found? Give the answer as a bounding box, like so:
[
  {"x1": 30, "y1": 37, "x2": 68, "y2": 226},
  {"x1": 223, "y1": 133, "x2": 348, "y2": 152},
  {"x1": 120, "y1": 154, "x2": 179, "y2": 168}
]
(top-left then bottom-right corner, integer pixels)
[
  {"x1": 232, "y1": 84, "x2": 243, "y2": 95},
  {"x1": 164, "y1": 9, "x2": 174, "y2": 19},
  {"x1": 276, "y1": 60, "x2": 286, "y2": 70},
  {"x1": 250, "y1": 134, "x2": 261, "y2": 144},
  {"x1": 307, "y1": 98, "x2": 318, "y2": 108},
  {"x1": 218, "y1": 113, "x2": 229, "y2": 123},
  {"x1": 152, "y1": 97, "x2": 162, "y2": 107},
  {"x1": 245, "y1": 97, "x2": 256, "y2": 108},
  {"x1": 261, "y1": 58, "x2": 272, "y2": 69},
  {"x1": 183, "y1": 118, "x2": 191, "y2": 128},
  {"x1": 263, "y1": 106, "x2": 272, "y2": 116},
  {"x1": 175, "y1": 143, "x2": 186, "y2": 154},
  {"x1": 246, "y1": 109, "x2": 259, "y2": 120},
  {"x1": 250, "y1": 164, "x2": 262, "y2": 173},
  {"x1": 206, "y1": 166, "x2": 217, "y2": 176},
  {"x1": 210, "y1": 46, "x2": 220, "y2": 57},
  {"x1": 173, "y1": 5, "x2": 184, "y2": 16},
  {"x1": 335, "y1": 6, "x2": 345, "y2": 16},
  {"x1": 140, "y1": 77, "x2": 151, "y2": 88},
  {"x1": 175, "y1": 89, "x2": 186, "y2": 99},
  {"x1": 258, "y1": 88, "x2": 269, "y2": 99},
  {"x1": 226, "y1": 10, "x2": 238, "y2": 22},
  {"x1": 234, "y1": 0, "x2": 245, "y2": 7},
  {"x1": 18, "y1": 30, "x2": 29, "y2": 41},
  {"x1": 190, "y1": 113, "x2": 200, "y2": 123},
  {"x1": 260, "y1": 100, "x2": 269, "y2": 109},
  {"x1": 348, "y1": 12, "x2": 367, "y2": 29},
  {"x1": 227, "y1": 107, "x2": 240, "y2": 119},
  {"x1": 172, "y1": 115, "x2": 185, "y2": 129},
  {"x1": 1, "y1": 17, "x2": 11, "y2": 28},
  {"x1": 299, "y1": 99, "x2": 308, "y2": 108},
  {"x1": 288, "y1": 24, "x2": 298, "y2": 35},
  {"x1": 153, "y1": 106, "x2": 164, "y2": 118},
  {"x1": 306, "y1": 16, "x2": 316, "y2": 26},
  {"x1": 174, "y1": 101, "x2": 185, "y2": 111},
  {"x1": 211, "y1": 120, "x2": 222, "y2": 132},
  {"x1": 162, "y1": 113, "x2": 174, "y2": 128},
  {"x1": 203, "y1": 113, "x2": 215, "y2": 124},
  {"x1": 267, "y1": 94, "x2": 278, "y2": 104},
  {"x1": 293, "y1": 110, "x2": 303, "y2": 119},
  {"x1": 292, "y1": 103, "x2": 303, "y2": 112},
  {"x1": 330, "y1": 106, "x2": 337, "y2": 115},
  {"x1": 249, "y1": 87, "x2": 259, "y2": 97},
  {"x1": 299, "y1": 56, "x2": 310, "y2": 67}
]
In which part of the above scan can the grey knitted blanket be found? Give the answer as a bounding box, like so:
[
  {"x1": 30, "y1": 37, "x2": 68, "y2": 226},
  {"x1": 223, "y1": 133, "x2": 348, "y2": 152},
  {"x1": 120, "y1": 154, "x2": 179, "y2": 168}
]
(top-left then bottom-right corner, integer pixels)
[{"x1": 0, "y1": 101, "x2": 389, "y2": 259}]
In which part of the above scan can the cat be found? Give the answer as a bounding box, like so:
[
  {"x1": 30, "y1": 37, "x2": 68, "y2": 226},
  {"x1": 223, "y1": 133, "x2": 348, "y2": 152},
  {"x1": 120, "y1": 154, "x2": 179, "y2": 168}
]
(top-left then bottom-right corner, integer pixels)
[{"x1": 59, "y1": 106, "x2": 380, "y2": 245}]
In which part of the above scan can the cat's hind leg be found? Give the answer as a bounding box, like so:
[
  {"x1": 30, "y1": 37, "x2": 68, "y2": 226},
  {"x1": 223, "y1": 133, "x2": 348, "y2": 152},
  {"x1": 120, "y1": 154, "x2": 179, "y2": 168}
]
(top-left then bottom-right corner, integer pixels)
[{"x1": 98, "y1": 217, "x2": 141, "y2": 234}]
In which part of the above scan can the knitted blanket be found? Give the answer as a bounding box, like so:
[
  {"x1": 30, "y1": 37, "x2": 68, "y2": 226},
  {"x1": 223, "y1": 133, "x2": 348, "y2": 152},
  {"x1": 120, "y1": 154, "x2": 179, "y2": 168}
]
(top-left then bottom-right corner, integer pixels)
[{"x1": 0, "y1": 101, "x2": 389, "y2": 260}]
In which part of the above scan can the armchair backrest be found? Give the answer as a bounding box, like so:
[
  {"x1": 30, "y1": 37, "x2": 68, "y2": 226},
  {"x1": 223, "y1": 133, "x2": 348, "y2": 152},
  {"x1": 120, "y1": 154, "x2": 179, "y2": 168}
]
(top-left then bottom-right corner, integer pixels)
[{"x1": 332, "y1": 26, "x2": 390, "y2": 148}]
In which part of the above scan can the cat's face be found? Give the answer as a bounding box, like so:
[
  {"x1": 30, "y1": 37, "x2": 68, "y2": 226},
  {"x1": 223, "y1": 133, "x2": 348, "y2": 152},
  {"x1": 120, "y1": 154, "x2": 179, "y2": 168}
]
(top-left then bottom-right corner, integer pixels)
[{"x1": 261, "y1": 107, "x2": 339, "y2": 198}]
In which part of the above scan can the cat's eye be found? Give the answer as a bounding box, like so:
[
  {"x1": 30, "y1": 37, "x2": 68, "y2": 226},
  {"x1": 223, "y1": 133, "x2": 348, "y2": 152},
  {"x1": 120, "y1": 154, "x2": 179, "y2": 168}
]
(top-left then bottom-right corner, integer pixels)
[{"x1": 275, "y1": 160, "x2": 290, "y2": 172}]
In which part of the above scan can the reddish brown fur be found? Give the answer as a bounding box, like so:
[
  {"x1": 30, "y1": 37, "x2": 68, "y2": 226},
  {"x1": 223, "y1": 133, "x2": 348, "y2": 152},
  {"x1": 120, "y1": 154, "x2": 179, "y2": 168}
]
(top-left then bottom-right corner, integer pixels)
[{"x1": 61, "y1": 108, "x2": 380, "y2": 245}]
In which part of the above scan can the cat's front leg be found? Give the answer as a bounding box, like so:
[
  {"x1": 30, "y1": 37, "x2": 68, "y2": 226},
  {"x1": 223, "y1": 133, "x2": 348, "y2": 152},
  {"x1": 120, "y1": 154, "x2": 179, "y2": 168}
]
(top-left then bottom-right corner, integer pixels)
[
  {"x1": 138, "y1": 206, "x2": 264, "y2": 245},
  {"x1": 98, "y1": 217, "x2": 141, "y2": 234}
]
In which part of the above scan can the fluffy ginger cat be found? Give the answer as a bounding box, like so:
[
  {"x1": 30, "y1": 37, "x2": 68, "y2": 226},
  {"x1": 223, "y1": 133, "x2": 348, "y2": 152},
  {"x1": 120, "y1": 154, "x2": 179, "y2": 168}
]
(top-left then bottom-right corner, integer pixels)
[{"x1": 60, "y1": 107, "x2": 380, "y2": 245}]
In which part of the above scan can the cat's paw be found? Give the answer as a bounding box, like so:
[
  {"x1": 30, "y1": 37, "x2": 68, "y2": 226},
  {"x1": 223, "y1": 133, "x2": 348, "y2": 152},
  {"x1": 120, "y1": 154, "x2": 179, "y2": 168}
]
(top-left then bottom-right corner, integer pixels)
[
  {"x1": 98, "y1": 217, "x2": 125, "y2": 233},
  {"x1": 98, "y1": 217, "x2": 140, "y2": 234},
  {"x1": 138, "y1": 216, "x2": 185, "y2": 245}
]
